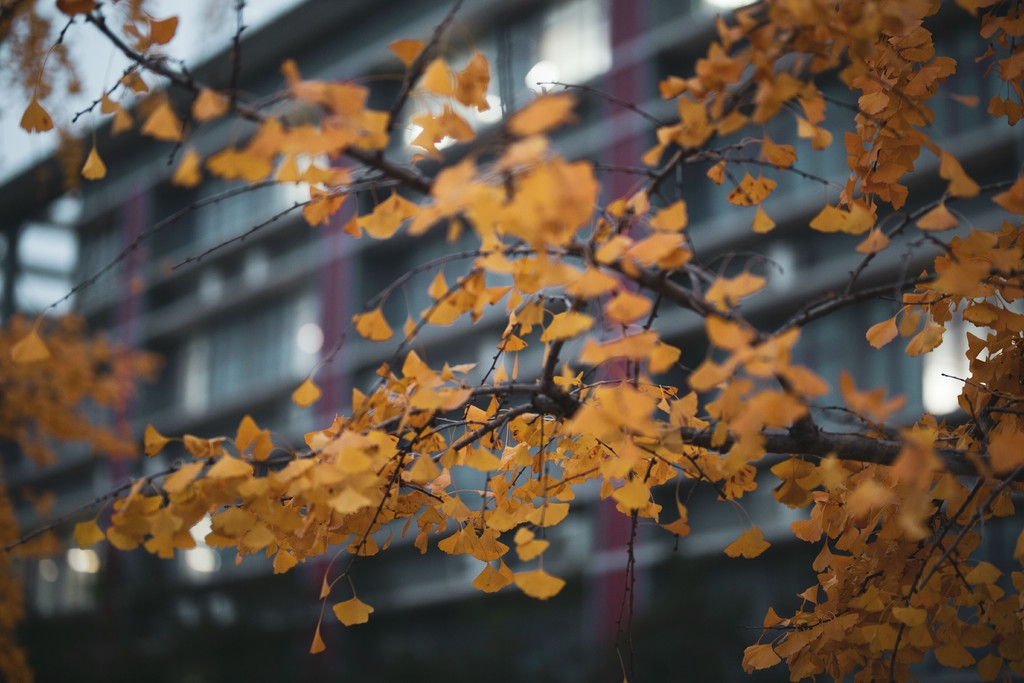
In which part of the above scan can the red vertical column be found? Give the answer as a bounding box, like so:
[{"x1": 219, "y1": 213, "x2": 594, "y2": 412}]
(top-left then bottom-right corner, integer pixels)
[
  {"x1": 317, "y1": 198, "x2": 355, "y2": 423},
  {"x1": 592, "y1": 0, "x2": 650, "y2": 646},
  {"x1": 306, "y1": 193, "x2": 354, "y2": 678},
  {"x1": 98, "y1": 187, "x2": 147, "y2": 674}
]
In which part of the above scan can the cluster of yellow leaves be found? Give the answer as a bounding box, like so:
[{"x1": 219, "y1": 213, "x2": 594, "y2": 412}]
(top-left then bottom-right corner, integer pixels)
[
  {"x1": 1, "y1": 315, "x2": 157, "y2": 683},
  {"x1": 747, "y1": 454, "x2": 1024, "y2": 682},
  {"x1": 16, "y1": 1, "x2": 1024, "y2": 680}
]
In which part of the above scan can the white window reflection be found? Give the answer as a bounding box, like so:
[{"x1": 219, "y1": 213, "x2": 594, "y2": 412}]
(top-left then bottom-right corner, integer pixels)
[{"x1": 527, "y1": 0, "x2": 611, "y2": 92}]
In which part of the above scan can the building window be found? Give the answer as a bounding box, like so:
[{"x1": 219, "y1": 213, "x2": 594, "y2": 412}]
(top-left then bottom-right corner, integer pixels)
[{"x1": 526, "y1": 0, "x2": 611, "y2": 92}]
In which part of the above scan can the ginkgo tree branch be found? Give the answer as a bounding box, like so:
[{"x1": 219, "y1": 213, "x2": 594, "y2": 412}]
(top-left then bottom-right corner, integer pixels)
[
  {"x1": 676, "y1": 426, "x2": 981, "y2": 477},
  {"x1": 84, "y1": 6, "x2": 437, "y2": 196},
  {"x1": 385, "y1": 0, "x2": 465, "y2": 134}
]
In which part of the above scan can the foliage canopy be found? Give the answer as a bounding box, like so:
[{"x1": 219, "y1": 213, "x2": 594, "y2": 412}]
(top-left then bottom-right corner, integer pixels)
[{"x1": 6, "y1": 0, "x2": 1024, "y2": 681}]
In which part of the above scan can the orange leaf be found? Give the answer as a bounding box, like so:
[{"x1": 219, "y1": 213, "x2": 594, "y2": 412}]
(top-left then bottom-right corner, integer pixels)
[
  {"x1": 292, "y1": 378, "x2": 322, "y2": 408},
  {"x1": 20, "y1": 97, "x2": 54, "y2": 133},
  {"x1": 727, "y1": 173, "x2": 776, "y2": 206},
  {"x1": 612, "y1": 480, "x2": 650, "y2": 510},
  {"x1": 141, "y1": 99, "x2": 182, "y2": 142},
  {"x1": 148, "y1": 16, "x2": 178, "y2": 45},
  {"x1": 540, "y1": 311, "x2": 594, "y2": 342},
  {"x1": 855, "y1": 228, "x2": 889, "y2": 254},
  {"x1": 205, "y1": 147, "x2": 272, "y2": 183},
  {"x1": 939, "y1": 151, "x2": 980, "y2": 198},
  {"x1": 273, "y1": 550, "x2": 299, "y2": 574},
  {"x1": 514, "y1": 569, "x2": 566, "y2": 599},
  {"x1": 11, "y1": 329, "x2": 50, "y2": 363},
  {"x1": 310, "y1": 625, "x2": 326, "y2": 654},
  {"x1": 163, "y1": 461, "x2": 205, "y2": 494},
  {"x1": 192, "y1": 88, "x2": 228, "y2": 122},
  {"x1": 73, "y1": 521, "x2": 105, "y2": 548},
  {"x1": 183, "y1": 435, "x2": 223, "y2": 458},
  {"x1": 891, "y1": 606, "x2": 928, "y2": 627},
  {"x1": 742, "y1": 643, "x2": 781, "y2": 673},
  {"x1": 390, "y1": 39, "x2": 424, "y2": 67},
  {"x1": 989, "y1": 431, "x2": 1024, "y2": 473},
  {"x1": 605, "y1": 290, "x2": 652, "y2": 325},
  {"x1": 649, "y1": 200, "x2": 688, "y2": 232},
  {"x1": 508, "y1": 93, "x2": 576, "y2": 137},
  {"x1": 865, "y1": 316, "x2": 899, "y2": 349},
  {"x1": 751, "y1": 206, "x2": 775, "y2": 233},
  {"x1": 761, "y1": 134, "x2": 796, "y2": 169},
  {"x1": 112, "y1": 107, "x2": 134, "y2": 134},
  {"x1": 100, "y1": 94, "x2": 120, "y2": 114},
  {"x1": 172, "y1": 148, "x2": 202, "y2": 187},
  {"x1": 724, "y1": 526, "x2": 770, "y2": 558},
  {"x1": 918, "y1": 202, "x2": 959, "y2": 230},
  {"x1": 81, "y1": 145, "x2": 106, "y2": 180},
  {"x1": 207, "y1": 455, "x2": 253, "y2": 480},
  {"x1": 420, "y1": 58, "x2": 454, "y2": 95},
  {"x1": 993, "y1": 175, "x2": 1024, "y2": 215},
  {"x1": 56, "y1": 0, "x2": 96, "y2": 16},
  {"x1": 144, "y1": 424, "x2": 171, "y2": 456},
  {"x1": 934, "y1": 641, "x2": 976, "y2": 668},
  {"x1": 472, "y1": 563, "x2": 513, "y2": 593},
  {"x1": 353, "y1": 308, "x2": 393, "y2": 341},
  {"x1": 332, "y1": 597, "x2": 374, "y2": 626}
]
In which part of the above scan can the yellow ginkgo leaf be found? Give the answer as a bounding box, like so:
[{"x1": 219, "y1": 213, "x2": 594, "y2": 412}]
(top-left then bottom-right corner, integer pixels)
[
  {"x1": 148, "y1": 15, "x2": 178, "y2": 45},
  {"x1": 917, "y1": 202, "x2": 959, "y2": 231},
  {"x1": 162, "y1": 461, "x2": 205, "y2": 494},
  {"x1": 310, "y1": 624, "x2": 326, "y2": 654},
  {"x1": 183, "y1": 434, "x2": 224, "y2": 458},
  {"x1": 19, "y1": 97, "x2": 54, "y2": 133},
  {"x1": 742, "y1": 643, "x2": 781, "y2": 673},
  {"x1": 81, "y1": 145, "x2": 106, "y2": 180},
  {"x1": 855, "y1": 228, "x2": 889, "y2": 254},
  {"x1": 172, "y1": 148, "x2": 202, "y2": 187},
  {"x1": 865, "y1": 316, "x2": 898, "y2": 349},
  {"x1": 273, "y1": 550, "x2": 298, "y2": 574},
  {"x1": 141, "y1": 99, "x2": 182, "y2": 142},
  {"x1": 112, "y1": 106, "x2": 134, "y2": 134},
  {"x1": 724, "y1": 526, "x2": 770, "y2": 558},
  {"x1": 332, "y1": 597, "x2": 374, "y2": 626},
  {"x1": 73, "y1": 521, "x2": 105, "y2": 548},
  {"x1": 420, "y1": 58, "x2": 454, "y2": 95},
  {"x1": 144, "y1": 424, "x2": 170, "y2": 456},
  {"x1": 539, "y1": 311, "x2": 594, "y2": 342},
  {"x1": 389, "y1": 39, "x2": 424, "y2": 67},
  {"x1": 612, "y1": 480, "x2": 651, "y2": 510},
  {"x1": 514, "y1": 568, "x2": 566, "y2": 599},
  {"x1": 56, "y1": 0, "x2": 97, "y2": 16},
  {"x1": 605, "y1": 290, "x2": 652, "y2": 325},
  {"x1": 192, "y1": 88, "x2": 228, "y2": 122},
  {"x1": 11, "y1": 329, "x2": 50, "y2": 363},
  {"x1": 472, "y1": 563, "x2": 513, "y2": 593},
  {"x1": 292, "y1": 377, "x2": 322, "y2": 407},
  {"x1": 508, "y1": 93, "x2": 576, "y2": 137},
  {"x1": 207, "y1": 455, "x2": 253, "y2": 480},
  {"x1": 649, "y1": 200, "x2": 688, "y2": 232},
  {"x1": 727, "y1": 173, "x2": 776, "y2": 207},
  {"x1": 100, "y1": 93, "x2": 120, "y2": 114},
  {"x1": 939, "y1": 151, "x2": 980, "y2": 198},
  {"x1": 353, "y1": 308, "x2": 393, "y2": 341},
  {"x1": 752, "y1": 206, "x2": 775, "y2": 233}
]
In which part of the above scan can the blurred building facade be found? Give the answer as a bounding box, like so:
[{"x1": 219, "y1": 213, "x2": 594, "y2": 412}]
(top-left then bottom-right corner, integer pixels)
[{"x1": 1, "y1": 0, "x2": 1019, "y2": 681}]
